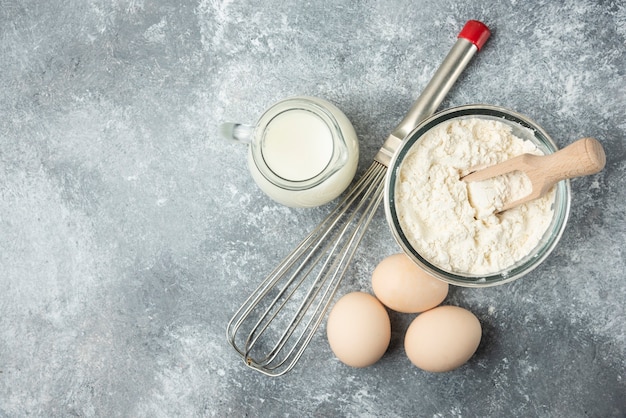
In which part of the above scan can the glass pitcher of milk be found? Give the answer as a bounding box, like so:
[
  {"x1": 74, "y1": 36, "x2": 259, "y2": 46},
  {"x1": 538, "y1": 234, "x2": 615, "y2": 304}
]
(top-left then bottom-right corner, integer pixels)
[{"x1": 221, "y1": 97, "x2": 359, "y2": 208}]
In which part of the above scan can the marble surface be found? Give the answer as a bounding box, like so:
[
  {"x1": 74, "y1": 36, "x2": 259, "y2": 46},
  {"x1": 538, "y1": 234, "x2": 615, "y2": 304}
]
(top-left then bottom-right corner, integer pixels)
[{"x1": 1, "y1": 0, "x2": 625, "y2": 416}]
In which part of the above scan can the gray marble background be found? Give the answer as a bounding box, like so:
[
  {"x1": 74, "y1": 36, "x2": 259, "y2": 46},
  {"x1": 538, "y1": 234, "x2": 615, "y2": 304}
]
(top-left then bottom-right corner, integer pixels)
[{"x1": 1, "y1": 0, "x2": 625, "y2": 416}]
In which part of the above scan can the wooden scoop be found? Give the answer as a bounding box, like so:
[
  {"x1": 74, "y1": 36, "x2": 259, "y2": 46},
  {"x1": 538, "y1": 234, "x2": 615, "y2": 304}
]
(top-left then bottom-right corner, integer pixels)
[{"x1": 462, "y1": 137, "x2": 606, "y2": 212}]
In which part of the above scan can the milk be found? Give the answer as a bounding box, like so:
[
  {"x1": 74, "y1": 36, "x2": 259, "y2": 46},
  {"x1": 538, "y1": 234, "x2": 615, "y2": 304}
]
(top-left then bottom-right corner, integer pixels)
[
  {"x1": 247, "y1": 97, "x2": 359, "y2": 208},
  {"x1": 261, "y1": 109, "x2": 334, "y2": 181}
]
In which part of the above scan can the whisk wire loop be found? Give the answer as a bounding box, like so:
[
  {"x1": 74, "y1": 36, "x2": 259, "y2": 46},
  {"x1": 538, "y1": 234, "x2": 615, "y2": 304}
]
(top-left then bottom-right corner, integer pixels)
[{"x1": 226, "y1": 162, "x2": 387, "y2": 376}]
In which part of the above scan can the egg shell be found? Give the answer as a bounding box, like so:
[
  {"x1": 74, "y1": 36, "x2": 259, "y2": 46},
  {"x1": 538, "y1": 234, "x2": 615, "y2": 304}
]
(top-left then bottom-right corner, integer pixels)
[
  {"x1": 372, "y1": 253, "x2": 449, "y2": 313},
  {"x1": 404, "y1": 305, "x2": 481, "y2": 372},
  {"x1": 326, "y1": 292, "x2": 391, "y2": 368}
]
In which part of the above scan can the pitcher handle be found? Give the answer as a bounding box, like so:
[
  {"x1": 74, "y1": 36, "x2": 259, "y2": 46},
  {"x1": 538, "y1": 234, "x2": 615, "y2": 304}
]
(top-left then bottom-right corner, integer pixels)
[{"x1": 219, "y1": 123, "x2": 254, "y2": 144}]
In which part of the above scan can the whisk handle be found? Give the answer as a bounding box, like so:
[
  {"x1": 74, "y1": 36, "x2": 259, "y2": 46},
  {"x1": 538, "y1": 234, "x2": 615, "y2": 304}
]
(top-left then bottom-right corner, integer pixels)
[
  {"x1": 393, "y1": 20, "x2": 489, "y2": 140},
  {"x1": 376, "y1": 21, "x2": 490, "y2": 166}
]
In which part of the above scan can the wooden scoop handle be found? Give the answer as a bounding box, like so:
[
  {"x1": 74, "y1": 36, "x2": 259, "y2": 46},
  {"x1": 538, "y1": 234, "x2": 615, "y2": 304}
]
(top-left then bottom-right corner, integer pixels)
[{"x1": 542, "y1": 137, "x2": 606, "y2": 184}]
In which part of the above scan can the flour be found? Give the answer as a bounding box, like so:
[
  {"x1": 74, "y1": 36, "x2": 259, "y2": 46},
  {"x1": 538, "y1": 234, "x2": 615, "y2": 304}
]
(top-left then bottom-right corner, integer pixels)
[
  {"x1": 396, "y1": 118, "x2": 556, "y2": 275},
  {"x1": 466, "y1": 170, "x2": 533, "y2": 219}
]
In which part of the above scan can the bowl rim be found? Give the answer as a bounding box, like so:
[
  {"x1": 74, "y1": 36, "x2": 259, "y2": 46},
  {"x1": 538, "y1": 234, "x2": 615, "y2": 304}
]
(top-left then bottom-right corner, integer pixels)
[{"x1": 384, "y1": 104, "x2": 572, "y2": 287}]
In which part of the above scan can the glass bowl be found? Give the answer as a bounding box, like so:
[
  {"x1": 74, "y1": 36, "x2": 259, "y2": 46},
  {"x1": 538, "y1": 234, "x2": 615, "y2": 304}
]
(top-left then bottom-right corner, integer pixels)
[{"x1": 384, "y1": 105, "x2": 571, "y2": 287}]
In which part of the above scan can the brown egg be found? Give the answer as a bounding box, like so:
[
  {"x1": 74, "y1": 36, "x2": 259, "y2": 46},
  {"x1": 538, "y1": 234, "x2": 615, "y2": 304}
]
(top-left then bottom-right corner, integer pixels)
[
  {"x1": 372, "y1": 253, "x2": 449, "y2": 313},
  {"x1": 404, "y1": 305, "x2": 482, "y2": 372},
  {"x1": 326, "y1": 292, "x2": 391, "y2": 368}
]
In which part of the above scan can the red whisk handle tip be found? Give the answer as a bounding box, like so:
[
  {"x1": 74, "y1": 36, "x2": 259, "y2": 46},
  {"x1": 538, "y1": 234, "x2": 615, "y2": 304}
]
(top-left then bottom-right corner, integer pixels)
[{"x1": 458, "y1": 20, "x2": 491, "y2": 51}]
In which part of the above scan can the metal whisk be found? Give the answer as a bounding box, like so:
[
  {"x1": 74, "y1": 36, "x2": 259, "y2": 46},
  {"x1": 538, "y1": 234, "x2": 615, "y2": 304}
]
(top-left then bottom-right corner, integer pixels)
[{"x1": 227, "y1": 20, "x2": 491, "y2": 376}]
